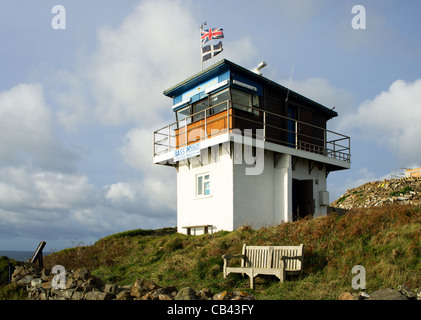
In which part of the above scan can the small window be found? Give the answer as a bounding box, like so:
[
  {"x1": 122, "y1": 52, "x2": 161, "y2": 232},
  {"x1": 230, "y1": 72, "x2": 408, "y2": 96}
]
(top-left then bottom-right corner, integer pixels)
[{"x1": 196, "y1": 173, "x2": 210, "y2": 197}]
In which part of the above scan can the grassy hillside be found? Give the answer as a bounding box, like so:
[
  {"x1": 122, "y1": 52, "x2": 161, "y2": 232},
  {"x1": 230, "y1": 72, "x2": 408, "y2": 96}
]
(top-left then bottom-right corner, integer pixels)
[{"x1": 42, "y1": 204, "x2": 421, "y2": 300}]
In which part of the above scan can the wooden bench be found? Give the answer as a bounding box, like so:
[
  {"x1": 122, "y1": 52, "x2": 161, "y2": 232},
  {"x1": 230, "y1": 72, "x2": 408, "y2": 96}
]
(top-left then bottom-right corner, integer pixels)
[
  {"x1": 182, "y1": 225, "x2": 213, "y2": 235},
  {"x1": 222, "y1": 243, "x2": 304, "y2": 289}
]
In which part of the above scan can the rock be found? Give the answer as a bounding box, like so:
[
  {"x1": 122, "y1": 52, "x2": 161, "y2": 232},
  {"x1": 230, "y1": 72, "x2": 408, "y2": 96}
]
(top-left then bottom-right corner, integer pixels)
[
  {"x1": 86, "y1": 276, "x2": 103, "y2": 289},
  {"x1": 368, "y1": 288, "x2": 408, "y2": 300},
  {"x1": 116, "y1": 290, "x2": 133, "y2": 300},
  {"x1": 338, "y1": 292, "x2": 358, "y2": 300},
  {"x1": 196, "y1": 288, "x2": 213, "y2": 300},
  {"x1": 213, "y1": 291, "x2": 233, "y2": 300},
  {"x1": 17, "y1": 275, "x2": 34, "y2": 286},
  {"x1": 31, "y1": 278, "x2": 42, "y2": 288},
  {"x1": 232, "y1": 290, "x2": 255, "y2": 300},
  {"x1": 397, "y1": 284, "x2": 416, "y2": 299},
  {"x1": 359, "y1": 291, "x2": 370, "y2": 300},
  {"x1": 71, "y1": 291, "x2": 85, "y2": 300},
  {"x1": 104, "y1": 284, "x2": 119, "y2": 295},
  {"x1": 85, "y1": 291, "x2": 114, "y2": 300},
  {"x1": 131, "y1": 279, "x2": 160, "y2": 298},
  {"x1": 174, "y1": 287, "x2": 197, "y2": 300},
  {"x1": 158, "y1": 293, "x2": 173, "y2": 300},
  {"x1": 65, "y1": 277, "x2": 78, "y2": 289},
  {"x1": 74, "y1": 268, "x2": 90, "y2": 281}
]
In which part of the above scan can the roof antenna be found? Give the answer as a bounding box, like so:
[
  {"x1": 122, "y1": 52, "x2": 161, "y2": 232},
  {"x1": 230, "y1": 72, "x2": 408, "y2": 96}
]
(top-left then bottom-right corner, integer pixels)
[{"x1": 285, "y1": 64, "x2": 294, "y2": 102}]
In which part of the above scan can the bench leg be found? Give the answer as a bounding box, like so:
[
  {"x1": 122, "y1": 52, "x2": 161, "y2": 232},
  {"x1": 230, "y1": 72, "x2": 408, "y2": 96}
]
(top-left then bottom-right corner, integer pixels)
[{"x1": 249, "y1": 270, "x2": 255, "y2": 290}]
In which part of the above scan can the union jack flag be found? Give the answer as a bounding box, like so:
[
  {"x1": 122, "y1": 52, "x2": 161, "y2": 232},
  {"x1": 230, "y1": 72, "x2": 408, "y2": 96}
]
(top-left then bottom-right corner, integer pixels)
[{"x1": 201, "y1": 28, "x2": 224, "y2": 45}]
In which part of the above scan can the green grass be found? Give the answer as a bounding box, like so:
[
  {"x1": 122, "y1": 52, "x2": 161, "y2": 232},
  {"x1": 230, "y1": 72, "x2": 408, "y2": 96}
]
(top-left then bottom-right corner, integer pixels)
[
  {"x1": 34, "y1": 204, "x2": 421, "y2": 299},
  {"x1": 390, "y1": 186, "x2": 414, "y2": 197}
]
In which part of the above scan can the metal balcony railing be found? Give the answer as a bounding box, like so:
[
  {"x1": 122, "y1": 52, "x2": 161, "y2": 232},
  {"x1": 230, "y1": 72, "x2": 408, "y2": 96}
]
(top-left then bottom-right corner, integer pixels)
[{"x1": 153, "y1": 100, "x2": 351, "y2": 162}]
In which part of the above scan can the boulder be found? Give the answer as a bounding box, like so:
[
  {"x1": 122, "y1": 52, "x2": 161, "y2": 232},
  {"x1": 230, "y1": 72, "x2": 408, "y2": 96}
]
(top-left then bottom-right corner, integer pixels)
[
  {"x1": 131, "y1": 279, "x2": 160, "y2": 298},
  {"x1": 213, "y1": 291, "x2": 233, "y2": 300},
  {"x1": 368, "y1": 288, "x2": 408, "y2": 300},
  {"x1": 397, "y1": 284, "x2": 416, "y2": 299},
  {"x1": 338, "y1": 292, "x2": 358, "y2": 300},
  {"x1": 85, "y1": 291, "x2": 114, "y2": 300},
  {"x1": 116, "y1": 290, "x2": 133, "y2": 300},
  {"x1": 104, "y1": 284, "x2": 119, "y2": 295},
  {"x1": 74, "y1": 268, "x2": 90, "y2": 281},
  {"x1": 174, "y1": 287, "x2": 197, "y2": 300}
]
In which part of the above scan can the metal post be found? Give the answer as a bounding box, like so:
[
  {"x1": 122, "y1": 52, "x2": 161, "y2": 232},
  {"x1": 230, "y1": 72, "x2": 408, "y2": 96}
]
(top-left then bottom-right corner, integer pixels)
[
  {"x1": 204, "y1": 109, "x2": 207, "y2": 140},
  {"x1": 168, "y1": 126, "x2": 171, "y2": 152},
  {"x1": 263, "y1": 111, "x2": 266, "y2": 141},
  {"x1": 185, "y1": 118, "x2": 188, "y2": 147},
  {"x1": 227, "y1": 102, "x2": 230, "y2": 133}
]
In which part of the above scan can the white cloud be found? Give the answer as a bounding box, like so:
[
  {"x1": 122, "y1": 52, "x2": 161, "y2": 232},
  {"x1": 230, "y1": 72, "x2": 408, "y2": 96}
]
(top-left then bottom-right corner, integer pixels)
[
  {"x1": 0, "y1": 83, "x2": 78, "y2": 171},
  {"x1": 0, "y1": 166, "x2": 95, "y2": 215},
  {"x1": 339, "y1": 79, "x2": 421, "y2": 162}
]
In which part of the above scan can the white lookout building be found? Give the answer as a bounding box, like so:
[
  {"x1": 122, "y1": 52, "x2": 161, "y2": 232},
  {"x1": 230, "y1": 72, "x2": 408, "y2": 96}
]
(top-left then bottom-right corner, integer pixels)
[{"x1": 153, "y1": 60, "x2": 350, "y2": 235}]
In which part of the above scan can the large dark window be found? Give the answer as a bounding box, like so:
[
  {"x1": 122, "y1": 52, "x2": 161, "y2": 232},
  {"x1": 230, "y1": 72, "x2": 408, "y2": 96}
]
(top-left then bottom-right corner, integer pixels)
[
  {"x1": 192, "y1": 100, "x2": 209, "y2": 121},
  {"x1": 231, "y1": 88, "x2": 260, "y2": 115}
]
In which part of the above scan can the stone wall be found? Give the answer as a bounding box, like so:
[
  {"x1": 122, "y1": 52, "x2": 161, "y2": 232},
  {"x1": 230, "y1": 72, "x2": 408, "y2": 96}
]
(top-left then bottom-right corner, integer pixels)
[{"x1": 11, "y1": 263, "x2": 254, "y2": 301}]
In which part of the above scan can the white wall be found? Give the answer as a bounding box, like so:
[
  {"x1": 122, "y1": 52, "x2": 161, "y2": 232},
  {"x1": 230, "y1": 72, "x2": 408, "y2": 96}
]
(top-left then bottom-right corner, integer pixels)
[
  {"x1": 232, "y1": 149, "x2": 274, "y2": 229},
  {"x1": 177, "y1": 145, "x2": 234, "y2": 234},
  {"x1": 176, "y1": 143, "x2": 329, "y2": 235}
]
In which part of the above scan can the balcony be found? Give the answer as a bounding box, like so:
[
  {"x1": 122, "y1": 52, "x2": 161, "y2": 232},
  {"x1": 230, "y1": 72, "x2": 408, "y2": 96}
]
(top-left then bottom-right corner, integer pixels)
[{"x1": 153, "y1": 100, "x2": 350, "y2": 165}]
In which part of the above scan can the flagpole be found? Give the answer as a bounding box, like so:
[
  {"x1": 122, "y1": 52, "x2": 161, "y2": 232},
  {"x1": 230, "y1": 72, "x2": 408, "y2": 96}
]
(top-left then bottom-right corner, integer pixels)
[{"x1": 200, "y1": 23, "x2": 205, "y2": 71}]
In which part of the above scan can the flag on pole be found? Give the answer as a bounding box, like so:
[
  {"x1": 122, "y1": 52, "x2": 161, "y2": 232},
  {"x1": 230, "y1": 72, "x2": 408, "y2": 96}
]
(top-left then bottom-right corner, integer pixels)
[
  {"x1": 201, "y1": 28, "x2": 224, "y2": 45},
  {"x1": 202, "y1": 41, "x2": 223, "y2": 62}
]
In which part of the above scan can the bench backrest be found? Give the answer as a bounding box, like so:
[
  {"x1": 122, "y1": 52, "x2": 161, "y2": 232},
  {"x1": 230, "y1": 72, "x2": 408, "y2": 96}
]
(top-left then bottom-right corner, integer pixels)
[{"x1": 242, "y1": 244, "x2": 304, "y2": 271}]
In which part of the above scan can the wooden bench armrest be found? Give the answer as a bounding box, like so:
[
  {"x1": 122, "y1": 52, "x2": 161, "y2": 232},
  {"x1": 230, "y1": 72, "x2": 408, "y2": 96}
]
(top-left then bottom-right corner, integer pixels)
[
  {"x1": 222, "y1": 254, "x2": 247, "y2": 261},
  {"x1": 222, "y1": 254, "x2": 247, "y2": 267}
]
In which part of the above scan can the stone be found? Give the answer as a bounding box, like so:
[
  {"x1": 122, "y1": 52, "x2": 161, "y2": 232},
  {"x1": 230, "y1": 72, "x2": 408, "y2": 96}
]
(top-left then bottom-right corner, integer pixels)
[
  {"x1": 174, "y1": 287, "x2": 197, "y2": 300},
  {"x1": 17, "y1": 275, "x2": 34, "y2": 285},
  {"x1": 397, "y1": 284, "x2": 416, "y2": 299},
  {"x1": 232, "y1": 290, "x2": 255, "y2": 300},
  {"x1": 131, "y1": 279, "x2": 160, "y2": 298},
  {"x1": 368, "y1": 288, "x2": 408, "y2": 300},
  {"x1": 66, "y1": 278, "x2": 78, "y2": 289},
  {"x1": 74, "y1": 268, "x2": 90, "y2": 281},
  {"x1": 338, "y1": 292, "x2": 358, "y2": 300},
  {"x1": 116, "y1": 290, "x2": 133, "y2": 300},
  {"x1": 213, "y1": 291, "x2": 233, "y2": 300},
  {"x1": 358, "y1": 291, "x2": 370, "y2": 299},
  {"x1": 71, "y1": 291, "x2": 85, "y2": 300},
  {"x1": 158, "y1": 294, "x2": 173, "y2": 300},
  {"x1": 86, "y1": 276, "x2": 103, "y2": 289},
  {"x1": 196, "y1": 288, "x2": 213, "y2": 300},
  {"x1": 31, "y1": 278, "x2": 43, "y2": 288},
  {"x1": 104, "y1": 284, "x2": 119, "y2": 295},
  {"x1": 85, "y1": 291, "x2": 114, "y2": 300}
]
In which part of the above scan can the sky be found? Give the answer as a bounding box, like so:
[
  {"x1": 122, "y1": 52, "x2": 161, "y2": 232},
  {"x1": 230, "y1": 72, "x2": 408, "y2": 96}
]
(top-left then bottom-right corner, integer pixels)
[{"x1": 1, "y1": 0, "x2": 420, "y2": 251}]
